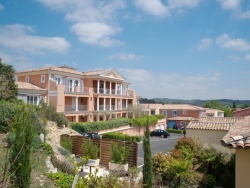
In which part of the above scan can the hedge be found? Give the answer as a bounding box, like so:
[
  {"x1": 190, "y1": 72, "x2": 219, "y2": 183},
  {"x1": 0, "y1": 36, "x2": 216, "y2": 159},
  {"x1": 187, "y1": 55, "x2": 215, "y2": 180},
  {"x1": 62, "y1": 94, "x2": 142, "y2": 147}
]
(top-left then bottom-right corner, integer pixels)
[
  {"x1": 166, "y1": 128, "x2": 183, "y2": 134},
  {"x1": 102, "y1": 132, "x2": 142, "y2": 142},
  {"x1": 70, "y1": 118, "x2": 130, "y2": 133},
  {"x1": 129, "y1": 115, "x2": 158, "y2": 126}
]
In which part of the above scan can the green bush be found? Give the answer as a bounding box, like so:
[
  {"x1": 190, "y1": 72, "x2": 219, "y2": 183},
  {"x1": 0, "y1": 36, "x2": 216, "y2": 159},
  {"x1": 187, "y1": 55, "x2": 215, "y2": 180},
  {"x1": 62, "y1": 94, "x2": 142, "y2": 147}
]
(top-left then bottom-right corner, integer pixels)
[
  {"x1": 46, "y1": 172, "x2": 74, "y2": 188},
  {"x1": 167, "y1": 128, "x2": 183, "y2": 134},
  {"x1": 200, "y1": 174, "x2": 216, "y2": 188},
  {"x1": 51, "y1": 155, "x2": 75, "y2": 175},
  {"x1": 155, "y1": 114, "x2": 165, "y2": 119},
  {"x1": 60, "y1": 136, "x2": 73, "y2": 153},
  {"x1": 71, "y1": 118, "x2": 130, "y2": 133},
  {"x1": 82, "y1": 139, "x2": 99, "y2": 159},
  {"x1": 111, "y1": 142, "x2": 130, "y2": 164},
  {"x1": 130, "y1": 115, "x2": 158, "y2": 126},
  {"x1": 102, "y1": 132, "x2": 141, "y2": 142}
]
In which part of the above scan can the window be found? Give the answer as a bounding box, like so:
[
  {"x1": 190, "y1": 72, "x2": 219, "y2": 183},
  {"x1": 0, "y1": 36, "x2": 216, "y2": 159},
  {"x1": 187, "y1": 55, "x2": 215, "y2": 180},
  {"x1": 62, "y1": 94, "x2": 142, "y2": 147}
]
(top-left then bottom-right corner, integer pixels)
[
  {"x1": 75, "y1": 80, "x2": 79, "y2": 86},
  {"x1": 172, "y1": 110, "x2": 178, "y2": 116},
  {"x1": 27, "y1": 96, "x2": 38, "y2": 105},
  {"x1": 41, "y1": 75, "x2": 45, "y2": 83},
  {"x1": 25, "y1": 76, "x2": 29, "y2": 82},
  {"x1": 183, "y1": 110, "x2": 186, "y2": 115}
]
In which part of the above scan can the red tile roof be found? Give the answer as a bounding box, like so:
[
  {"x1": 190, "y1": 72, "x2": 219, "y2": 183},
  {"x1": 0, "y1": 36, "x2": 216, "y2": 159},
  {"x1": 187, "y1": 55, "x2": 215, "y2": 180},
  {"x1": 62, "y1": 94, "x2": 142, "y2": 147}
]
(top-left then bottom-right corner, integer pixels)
[
  {"x1": 16, "y1": 81, "x2": 46, "y2": 91},
  {"x1": 221, "y1": 116, "x2": 250, "y2": 149},
  {"x1": 160, "y1": 104, "x2": 205, "y2": 110},
  {"x1": 187, "y1": 117, "x2": 243, "y2": 131}
]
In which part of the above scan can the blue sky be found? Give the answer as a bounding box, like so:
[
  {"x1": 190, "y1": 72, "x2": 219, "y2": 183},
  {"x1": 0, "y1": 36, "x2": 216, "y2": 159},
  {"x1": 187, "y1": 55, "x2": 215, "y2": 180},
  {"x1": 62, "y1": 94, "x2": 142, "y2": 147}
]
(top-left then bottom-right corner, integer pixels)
[{"x1": 0, "y1": 0, "x2": 250, "y2": 100}]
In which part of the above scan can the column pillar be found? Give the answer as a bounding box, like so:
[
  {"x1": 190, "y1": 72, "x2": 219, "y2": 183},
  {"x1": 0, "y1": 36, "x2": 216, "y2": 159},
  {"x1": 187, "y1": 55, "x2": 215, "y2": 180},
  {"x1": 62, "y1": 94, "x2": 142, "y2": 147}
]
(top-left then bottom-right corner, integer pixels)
[
  {"x1": 121, "y1": 84, "x2": 123, "y2": 95},
  {"x1": 110, "y1": 98, "x2": 112, "y2": 110},
  {"x1": 103, "y1": 98, "x2": 106, "y2": 111},
  {"x1": 104, "y1": 81, "x2": 106, "y2": 94},
  {"x1": 120, "y1": 99, "x2": 123, "y2": 110},
  {"x1": 76, "y1": 97, "x2": 78, "y2": 111},
  {"x1": 97, "y1": 97, "x2": 99, "y2": 111},
  {"x1": 115, "y1": 98, "x2": 117, "y2": 110},
  {"x1": 126, "y1": 99, "x2": 128, "y2": 109},
  {"x1": 109, "y1": 82, "x2": 112, "y2": 94},
  {"x1": 115, "y1": 83, "x2": 117, "y2": 95},
  {"x1": 97, "y1": 80, "x2": 100, "y2": 93}
]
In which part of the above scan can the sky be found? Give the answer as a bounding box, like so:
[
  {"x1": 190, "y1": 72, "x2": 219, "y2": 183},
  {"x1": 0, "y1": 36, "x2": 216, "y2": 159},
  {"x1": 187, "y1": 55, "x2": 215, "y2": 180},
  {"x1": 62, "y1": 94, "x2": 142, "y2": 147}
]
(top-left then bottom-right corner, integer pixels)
[{"x1": 0, "y1": 0, "x2": 250, "y2": 100}]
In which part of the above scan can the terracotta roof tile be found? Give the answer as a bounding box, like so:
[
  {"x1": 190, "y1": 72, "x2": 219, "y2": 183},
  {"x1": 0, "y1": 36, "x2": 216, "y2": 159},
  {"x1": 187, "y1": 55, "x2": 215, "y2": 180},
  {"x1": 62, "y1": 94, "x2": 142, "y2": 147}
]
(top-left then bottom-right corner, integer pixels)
[
  {"x1": 187, "y1": 117, "x2": 242, "y2": 131},
  {"x1": 140, "y1": 103, "x2": 163, "y2": 109},
  {"x1": 16, "y1": 81, "x2": 46, "y2": 91},
  {"x1": 83, "y1": 70, "x2": 105, "y2": 76},
  {"x1": 160, "y1": 104, "x2": 205, "y2": 110},
  {"x1": 16, "y1": 66, "x2": 84, "y2": 75},
  {"x1": 221, "y1": 116, "x2": 250, "y2": 149},
  {"x1": 167, "y1": 116, "x2": 198, "y2": 121}
]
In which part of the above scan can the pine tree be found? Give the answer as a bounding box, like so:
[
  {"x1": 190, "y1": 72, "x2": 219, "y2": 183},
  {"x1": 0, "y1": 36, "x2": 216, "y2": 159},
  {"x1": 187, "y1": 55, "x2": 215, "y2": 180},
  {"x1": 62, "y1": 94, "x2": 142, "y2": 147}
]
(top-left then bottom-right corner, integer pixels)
[
  {"x1": 143, "y1": 117, "x2": 153, "y2": 188},
  {"x1": 0, "y1": 58, "x2": 18, "y2": 101}
]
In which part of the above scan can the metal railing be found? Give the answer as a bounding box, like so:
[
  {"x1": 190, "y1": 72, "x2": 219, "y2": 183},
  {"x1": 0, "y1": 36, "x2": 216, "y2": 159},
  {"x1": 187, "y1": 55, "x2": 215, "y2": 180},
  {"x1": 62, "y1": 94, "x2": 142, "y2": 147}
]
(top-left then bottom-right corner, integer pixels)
[{"x1": 65, "y1": 105, "x2": 87, "y2": 112}]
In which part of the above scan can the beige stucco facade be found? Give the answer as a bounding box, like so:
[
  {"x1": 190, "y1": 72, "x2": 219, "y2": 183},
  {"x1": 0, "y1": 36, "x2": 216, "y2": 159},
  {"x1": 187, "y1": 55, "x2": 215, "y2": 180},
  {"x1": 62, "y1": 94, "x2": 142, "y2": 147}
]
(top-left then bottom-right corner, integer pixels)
[
  {"x1": 187, "y1": 129, "x2": 234, "y2": 154},
  {"x1": 15, "y1": 67, "x2": 138, "y2": 123},
  {"x1": 236, "y1": 149, "x2": 250, "y2": 188}
]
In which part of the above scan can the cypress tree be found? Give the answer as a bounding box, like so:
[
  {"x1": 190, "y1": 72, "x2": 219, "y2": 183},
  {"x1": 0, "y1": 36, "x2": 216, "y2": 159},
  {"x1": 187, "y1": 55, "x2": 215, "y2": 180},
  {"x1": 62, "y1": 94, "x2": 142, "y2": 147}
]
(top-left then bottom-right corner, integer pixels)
[
  {"x1": 9, "y1": 105, "x2": 35, "y2": 188},
  {"x1": 143, "y1": 117, "x2": 153, "y2": 188}
]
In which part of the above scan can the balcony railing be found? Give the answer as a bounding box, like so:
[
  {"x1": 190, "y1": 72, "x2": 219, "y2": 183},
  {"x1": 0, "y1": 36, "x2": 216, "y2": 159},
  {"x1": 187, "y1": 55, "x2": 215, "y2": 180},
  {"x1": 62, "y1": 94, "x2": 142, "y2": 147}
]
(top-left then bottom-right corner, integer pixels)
[
  {"x1": 65, "y1": 105, "x2": 87, "y2": 112},
  {"x1": 65, "y1": 86, "x2": 89, "y2": 93},
  {"x1": 93, "y1": 88, "x2": 133, "y2": 96}
]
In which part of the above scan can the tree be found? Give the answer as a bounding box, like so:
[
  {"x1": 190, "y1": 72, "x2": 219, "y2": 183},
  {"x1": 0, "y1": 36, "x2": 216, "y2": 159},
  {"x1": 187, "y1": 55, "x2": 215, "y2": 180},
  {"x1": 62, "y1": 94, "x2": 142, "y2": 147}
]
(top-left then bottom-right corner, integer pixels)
[
  {"x1": 9, "y1": 105, "x2": 35, "y2": 188},
  {"x1": 203, "y1": 100, "x2": 222, "y2": 109},
  {"x1": 0, "y1": 58, "x2": 18, "y2": 101},
  {"x1": 143, "y1": 117, "x2": 153, "y2": 188},
  {"x1": 232, "y1": 101, "x2": 236, "y2": 112}
]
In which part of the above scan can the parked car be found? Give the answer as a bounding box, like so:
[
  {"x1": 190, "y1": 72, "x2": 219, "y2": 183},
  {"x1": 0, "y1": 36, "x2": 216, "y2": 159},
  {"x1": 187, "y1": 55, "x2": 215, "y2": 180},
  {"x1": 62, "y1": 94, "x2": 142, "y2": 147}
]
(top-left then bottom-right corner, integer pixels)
[
  {"x1": 83, "y1": 132, "x2": 101, "y2": 139},
  {"x1": 150, "y1": 130, "x2": 170, "y2": 138}
]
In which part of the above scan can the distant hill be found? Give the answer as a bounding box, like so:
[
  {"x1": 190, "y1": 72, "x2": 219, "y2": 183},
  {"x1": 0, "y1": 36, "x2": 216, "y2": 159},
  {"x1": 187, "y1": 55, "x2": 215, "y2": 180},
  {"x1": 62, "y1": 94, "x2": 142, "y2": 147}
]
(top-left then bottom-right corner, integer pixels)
[{"x1": 140, "y1": 98, "x2": 250, "y2": 108}]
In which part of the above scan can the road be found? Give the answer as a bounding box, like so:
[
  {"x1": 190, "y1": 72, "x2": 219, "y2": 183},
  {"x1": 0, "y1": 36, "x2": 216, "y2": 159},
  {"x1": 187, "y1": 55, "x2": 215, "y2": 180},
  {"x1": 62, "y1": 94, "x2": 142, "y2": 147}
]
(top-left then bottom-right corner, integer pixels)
[{"x1": 137, "y1": 133, "x2": 183, "y2": 169}]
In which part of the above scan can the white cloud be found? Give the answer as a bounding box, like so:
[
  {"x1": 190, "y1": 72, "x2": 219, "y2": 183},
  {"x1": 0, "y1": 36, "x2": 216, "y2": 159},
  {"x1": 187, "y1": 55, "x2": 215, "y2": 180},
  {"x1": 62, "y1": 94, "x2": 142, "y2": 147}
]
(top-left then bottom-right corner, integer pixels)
[
  {"x1": 218, "y1": 0, "x2": 241, "y2": 11},
  {"x1": 197, "y1": 38, "x2": 213, "y2": 51},
  {"x1": 110, "y1": 52, "x2": 141, "y2": 60},
  {"x1": 216, "y1": 34, "x2": 250, "y2": 51},
  {"x1": 0, "y1": 24, "x2": 71, "y2": 54},
  {"x1": 0, "y1": 4, "x2": 4, "y2": 11},
  {"x1": 238, "y1": 10, "x2": 250, "y2": 19},
  {"x1": 118, "y1": 68, "x2": 222, "y2": 99},
  {"x1": 133, "y1": 0, "x2": 169, "y2": 17},
  {"x1": 71, "y1": 22, "x2": 122, "y2": 47},
  {"x1": 227, "y1": 56, "x2": 240, "y2": 62},
  {"x1": 168, "y1": 0, "x2": 200, "y2": 9},
  {"x1": 38, "y1": 0, "x2": 126, "y2": 47},
  {"x1": 245, "y1": 54, "x2": 250, "y2": 60}
]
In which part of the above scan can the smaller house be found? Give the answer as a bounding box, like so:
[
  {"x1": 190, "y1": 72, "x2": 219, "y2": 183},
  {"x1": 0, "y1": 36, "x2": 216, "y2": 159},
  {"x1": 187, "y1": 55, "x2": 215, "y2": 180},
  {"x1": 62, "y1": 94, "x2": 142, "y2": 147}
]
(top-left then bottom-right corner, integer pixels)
[
  {"x1": 233, "y1": 107, "x2": 250, "y2": 117},
  {"x1": 159, "y1": 104, "x2": 206, "y2": 128},
  {"x1": 187, "y1": 117, "x2": 243, "y2": 153},
  {"x1": 167, "y1": 116, "x2": 198, "y2": 129},
  {"x1": 16, "y1": 81, "x2": 47, "y2": 105},
  {"x1": 221, "y1": 116, "x2": 250, "y2": 188},
  {"x1": 140, "y1": 103, "x2": 163, "y2": 116},
  {"x1": 205, "y1": 108, "x2": 224, "y2": 117}
]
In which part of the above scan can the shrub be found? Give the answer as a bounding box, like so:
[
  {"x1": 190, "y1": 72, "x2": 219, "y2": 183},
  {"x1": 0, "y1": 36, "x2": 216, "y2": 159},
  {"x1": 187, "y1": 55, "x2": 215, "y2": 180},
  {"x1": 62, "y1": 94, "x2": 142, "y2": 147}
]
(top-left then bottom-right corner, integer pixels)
[
  {"x1": 60, "y1": 136, "x2": 73, "y2": 153},
  {"x1": 111, "y1": 142, "x2": 130, "y2": 164},
  {"x1": 174, "y1": 137, "x2": 201, "y2": 153},
  {"x1": 82, "y1": 139, "x2": 99, "y2": 159},
  {"x1": 155, "y1": 114, "x2": 165, "y2": 119},
  {"x1": 71, "y1": 118, "x2": 130, "y2": 133},
  {"x1": 102, "y1": 132, "x2": 142, "y2": 142},
  {"x1": 46, "y1": 172, "x2": 74, "y2": 188},
  {"x1": 130, "y1": 115, "x2": 158, "y2": 126},
  {"x1": 51, "y1": 155, "x2": 75, "y2": 175},
  {"x1": 167, "y1": 128, "x2": 183, "y2": 134},
  {"x1": 58, "y1": 146, "x2": 71, "y2": 156},
  {"x1": 200, "y1": 174, "x2": 216, "y2": 188}
]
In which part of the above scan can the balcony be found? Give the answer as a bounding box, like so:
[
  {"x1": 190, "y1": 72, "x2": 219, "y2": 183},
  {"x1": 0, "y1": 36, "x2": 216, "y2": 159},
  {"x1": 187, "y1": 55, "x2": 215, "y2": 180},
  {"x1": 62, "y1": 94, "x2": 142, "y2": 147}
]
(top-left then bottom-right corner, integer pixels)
[
  {"x1": 65, "y1": 105, "x2": 88, "y2": 112},
  {"x1": 93, "y1": 88, "x2": 133, "y2": 96},
  {"x1": 65, "y1": 86, "x2": 89, "y2": 94}
]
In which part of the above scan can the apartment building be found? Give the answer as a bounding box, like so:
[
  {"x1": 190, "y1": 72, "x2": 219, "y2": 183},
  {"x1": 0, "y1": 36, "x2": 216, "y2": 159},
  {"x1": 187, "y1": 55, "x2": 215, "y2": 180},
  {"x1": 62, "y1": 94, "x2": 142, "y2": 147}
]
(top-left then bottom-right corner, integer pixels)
[{"x1": 15, "y1": 66, "x2": 137, "y2": 122}]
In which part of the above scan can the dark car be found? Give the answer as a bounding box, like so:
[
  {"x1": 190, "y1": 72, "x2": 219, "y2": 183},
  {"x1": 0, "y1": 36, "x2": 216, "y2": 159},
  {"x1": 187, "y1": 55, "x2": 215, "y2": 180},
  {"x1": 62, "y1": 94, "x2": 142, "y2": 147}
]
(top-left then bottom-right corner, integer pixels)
[
  {"x1": 150, "y1": 129, "x2": 170, "y2": 138},
  {"x1": 83, "y1": 132, "x2": 100, "y2": 139}
]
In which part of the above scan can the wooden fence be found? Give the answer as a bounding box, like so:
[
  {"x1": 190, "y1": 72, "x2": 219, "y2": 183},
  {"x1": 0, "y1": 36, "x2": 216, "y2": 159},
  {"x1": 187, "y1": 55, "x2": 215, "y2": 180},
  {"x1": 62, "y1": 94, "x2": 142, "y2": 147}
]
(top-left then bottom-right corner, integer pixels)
[{"x1": 60, "y1": 134, "x2": 138, "y2": 167}]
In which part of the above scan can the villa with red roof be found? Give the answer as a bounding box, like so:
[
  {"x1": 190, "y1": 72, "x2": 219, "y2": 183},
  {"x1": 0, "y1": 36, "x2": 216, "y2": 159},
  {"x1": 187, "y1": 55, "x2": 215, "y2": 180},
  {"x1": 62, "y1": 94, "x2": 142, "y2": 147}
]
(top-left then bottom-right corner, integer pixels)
[{"x1": 15, "y1": 66, "x2": 138, "y2": 123}]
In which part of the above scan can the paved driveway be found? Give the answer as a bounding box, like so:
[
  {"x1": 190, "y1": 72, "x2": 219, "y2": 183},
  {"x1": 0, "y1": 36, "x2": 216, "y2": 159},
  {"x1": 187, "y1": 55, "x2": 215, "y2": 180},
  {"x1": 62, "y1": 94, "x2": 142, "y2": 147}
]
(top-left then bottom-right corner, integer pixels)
[{"x1": 137, "y1": 133, "x2": 183, "y2": 169}]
